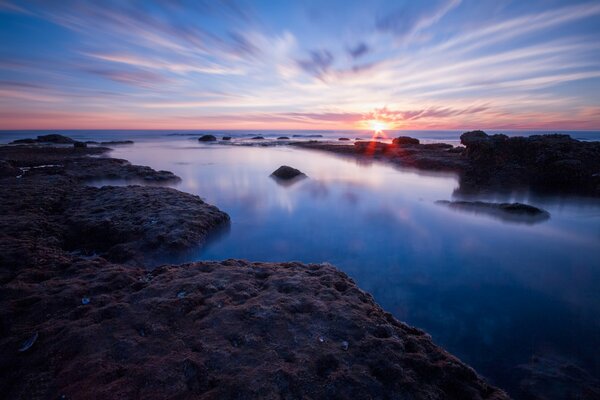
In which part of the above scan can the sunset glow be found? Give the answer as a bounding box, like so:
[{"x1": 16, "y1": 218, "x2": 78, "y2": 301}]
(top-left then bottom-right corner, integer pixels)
[{"x1": 0, "y1": 1, "x2": 599, "y2": 130}]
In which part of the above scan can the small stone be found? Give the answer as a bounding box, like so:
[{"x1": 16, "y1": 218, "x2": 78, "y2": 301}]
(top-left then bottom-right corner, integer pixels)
[
  {"x1": 341, "y1": 341, "x2": 349, "y2": 351},
  {"x1": 81, "y1": 297, "x2": 90, "y2": 305},
  {"x1": 18, "y1": 331, "x2": 38, "y2": 352},
  {"x1": 177, "y1": 291, "x2": 186, "y2": 299},
  {"x1": 318, "y1": 336, "x2": 325, "y2": 343}
]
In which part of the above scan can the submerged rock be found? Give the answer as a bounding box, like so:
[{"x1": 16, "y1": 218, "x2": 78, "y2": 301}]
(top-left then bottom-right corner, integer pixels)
[
  {"x1": 198, "y1": 135, "x2": 217, "y2": 142},
  {"x1": 277, "y1": 136, "x2": 290, "y2": 140},
  {"x1": 436, "y1": 200, "x2": 550, "y2": 224},
  {"x1": 392, "y1": 136, "x2": 420, "y2": 145},
  {"x1": 251, "y1": 136, "x2": 265, "y2": 140},
  {"x1": 338, "y1": 137, "x2": 350, "y2": 141},
  {"x1": 222, "y1": 136, "x2": 232, "y2": 141},
  {"x1": 271, "y1": 165, "x2": 306, "y2": 180}
]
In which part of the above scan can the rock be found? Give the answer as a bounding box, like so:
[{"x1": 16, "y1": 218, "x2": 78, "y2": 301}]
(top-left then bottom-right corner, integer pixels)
[
  {"x1": 10, "y1": 134, "x2": 76, "y2": 145},
  {"x1": 251, "y1": 136, "x2": 265, "y2": 140},
  {"x1": 73, "y1": 141, "x2": 87, "y2": 148},
  {"x1": 459, "y1": 131, "x2": 600, "y2": 193},
  {"x1": 17, "y1": 332, "x2": 38, "y2": 352},
  {"x1": 436, "y1": 200, "x2": 550, "y2": 224},
  {"x1": 338, "y1": 137, "x2": 350, "y2": 141},
  {"x1": 0, "y1": 160, "x2": 20, "y2": 177},
  {"x1": 10, "y1": 138, "x2": 37, "y2": 144},
  {"x1": 392, "y1": 136, "x2": 420, "y2": 145},
  {"x1": 293, "y1": 134, "x2": 323, "y2": 138},
  {"x1": 277, "y1": 136, "x2": 290, "y2": 140},
  {"x1": 198, "y1": 135, "x2": 217, "y2": 142},
  {"x1": 271, "y1": 165, "x2": 306, "y2": 180},
  {"x1": 36, "y1": 134, "x2": 76, "y2": 144},
  {"x1": 222, "y1": 136, "x2": 232, "y2": 141}
]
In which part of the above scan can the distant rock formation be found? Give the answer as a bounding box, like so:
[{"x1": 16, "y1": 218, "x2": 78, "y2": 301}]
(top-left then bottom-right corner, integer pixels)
[
  {"x1": 436, "y1": 200, "x2": 550, "y2": 224},
  {"x1": 198, "y1": 135, "x2": 217, "y2": 142}
]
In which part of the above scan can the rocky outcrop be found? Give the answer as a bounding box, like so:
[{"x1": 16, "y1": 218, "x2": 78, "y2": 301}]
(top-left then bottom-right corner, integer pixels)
[
  {"x1": 277, "y1": 136, "x2": 290, "y2": 140},
  {"x1": 338, "y1": 137, "x2": 350, "y2": 141},
  {"x1": 222, "y1": 136, "x2": 232, "y2": 141},
  {"x1": 271, "y1": 165, "x2": 306, "y2": 180},
  {"x1": 435, "y1": 201, "x2": 550, "y2": 224},
  {"x1": 393, "y1": 136, "x2": 420, "y2": 145},
  {"x1": 460, "y1": 131, "x2": 600, "y2": 193},
  {"x1": 198, "y1": 135, "x2": 217, "y2": 142},
  {"x1": 251, "y1": 136, "x2": 265, "y2": 140},
  {"x1": 11, "y1": 134, "x2": 76, "y2": 145}
]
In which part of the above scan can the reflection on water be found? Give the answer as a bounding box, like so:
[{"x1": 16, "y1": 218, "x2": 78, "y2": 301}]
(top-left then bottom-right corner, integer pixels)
[{"x1": 94, "y1": 139, "x2": 598, "y2": 397}]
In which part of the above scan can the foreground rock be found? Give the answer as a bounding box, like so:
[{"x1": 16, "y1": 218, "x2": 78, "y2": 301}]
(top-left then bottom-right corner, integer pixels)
[
  {"x1": 435, "y1": 201, "x2": 550, "y2": 224},
  {"x1": 271, "y1": 165, "x2": 306, "y2": 180},
  {"x1": 0, "y1": 256, "x2": 508, "y2": 399}
]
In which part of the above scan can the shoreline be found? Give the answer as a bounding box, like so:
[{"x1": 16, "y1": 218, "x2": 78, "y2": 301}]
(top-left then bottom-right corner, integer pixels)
[{"x1": 0, "y1": 140, "x2": 509, "y2": 399}]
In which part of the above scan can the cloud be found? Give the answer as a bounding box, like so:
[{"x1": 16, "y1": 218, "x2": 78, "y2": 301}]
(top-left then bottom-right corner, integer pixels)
[
  {"x1": 348, "y1": 42, "x2": 369, "y2": 59},
  {"x1": 376, "y1": 0, "x2": 461, "y2": 41},
  {"x1": 297, "y1": 50, "x2": 335, "y2": 78},
  {"x1": 83, "y1": 68, "x2": 171, "y2": 88}
]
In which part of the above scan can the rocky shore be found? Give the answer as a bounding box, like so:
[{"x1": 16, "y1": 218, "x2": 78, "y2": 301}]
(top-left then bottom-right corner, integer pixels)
[
  {"x1": 0, "y1": 139, "x2": 508, "y2": 399},
  {"x1": 292, "y1": 131, "x2": 600, "y2": 196}
]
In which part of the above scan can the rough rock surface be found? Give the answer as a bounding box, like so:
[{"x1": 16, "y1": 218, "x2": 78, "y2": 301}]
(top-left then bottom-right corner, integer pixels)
[
  {"x1": 393, "y1": 136, "x2": 420, "y2": 145},
  {"x1": 0, "y1": 140, "x2": 509, "y2": 399},
  {"x1": 0, "y1": 145, "x2": 179, "y2": 183},
  {"x1": 271, "y1": 165, "x2": 306, "y2": 180},
  {"x1": 459, "y1": 131, "x2": 600, "y2": 193},
  {"x1": 0, "y1": 257, "x2": 509, "y2": 400}
]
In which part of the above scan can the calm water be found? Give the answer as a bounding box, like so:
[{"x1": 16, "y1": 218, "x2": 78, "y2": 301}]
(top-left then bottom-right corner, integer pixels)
[{"x1": 2, "y1": 131, "x2": 600, "y2": 397}]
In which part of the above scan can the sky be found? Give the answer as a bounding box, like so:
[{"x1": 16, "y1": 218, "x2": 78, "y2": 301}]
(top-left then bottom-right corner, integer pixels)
[{"x1": 0, "y1": 0, "x2": 600, "y2": 130}]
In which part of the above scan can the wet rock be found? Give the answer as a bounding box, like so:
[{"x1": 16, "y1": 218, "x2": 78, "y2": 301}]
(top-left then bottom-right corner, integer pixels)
[
  {"x1": 338, "y1": 137, "x2": 350, "y2": 141},
  {"x1": 436, "y1": 200, "x2": 550, "y2": 224},
  {"x1": 392, "y1": 136, "x2": 420, "y2": 145},
  {"x1": 37, "y1": 134, "x2": 76, "y2": 144},
  {"x1": 271, "y1": 165, "x2": 306, "y2": 180},
  {"x1": 277, "y1": 136, "x2": 290, "y2": 140},
  {"x1": 0, "y1": 160, "x2": 20, "y2": 177},
  {"x1": 221, "y1": 136, "x2": 232, "y2": 141},
  {"x1": 198, "y1": 135, "x2": 217, "y2": 142},
  {"x1": 251, "y1": 136, "x2": 265, "y2": 140},
  {"x1": 73, "y1": 141, "x2": 87, "y2": 148},
  {"x1": 459, "y1": 131, "x2": 600, "y2": 194}
]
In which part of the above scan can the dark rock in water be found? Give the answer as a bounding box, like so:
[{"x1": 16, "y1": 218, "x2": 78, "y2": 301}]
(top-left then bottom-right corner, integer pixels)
[
  {"x1": 293, "y1": 134, "x2": 323, "y2": 138},
  {"x1": 73, "y1": 141, "x2": 87, "y2": 148},
  {"x1": 11, "y1": 134, "x2": 76, "y2": 145},
  {"x1": 0, "y1": 160, "x2": 20, "y2": 177},
  {"x1": 251, "y1": 136, "x2": 265, "y2": 140},
  {"x1": 392, "y1": 136, "x2": 420, "y2": 145},
  {"x1": 338, "y1": 137, "x2": 350, "y2": 141},
  {"x1": 37, "y1": 134, "x2": 76, "y2": 144},
  {"x1": 222, "y1": 136, "x2": 232, "y2": 141},
  {"x1": 277, "y1": 136, "x2": 290, "y2": 140},
  {"x1": 100, "y1": 140, "x2": 134, "y2": 145},
  {"x1": 10, "y1": 138, "x2": 37, "y2": 144},
  {"x1": 436, "y1": 200, "x2": 550, "y2": 224},
  {"x1": 198, "y1": 135, "x2": 217, "y2": 142},
  {"x1": 271, "y1": 165, "x2": 305, "y2": 180},
  {"x1": 459, "y1": 130, "x2": 600, "y2": 194}
]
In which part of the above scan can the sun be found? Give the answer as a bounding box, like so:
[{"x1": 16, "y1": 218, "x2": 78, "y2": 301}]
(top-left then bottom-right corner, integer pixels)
[{"x1": 368, "y1": 120, "x2": 389, "y2": 133}]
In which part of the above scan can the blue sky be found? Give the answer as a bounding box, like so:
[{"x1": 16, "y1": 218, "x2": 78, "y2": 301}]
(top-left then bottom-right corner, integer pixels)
[{"x1": 1, "y1": 0, "x2": 599, "y2": 129}]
